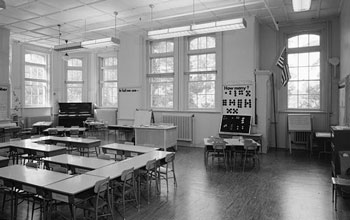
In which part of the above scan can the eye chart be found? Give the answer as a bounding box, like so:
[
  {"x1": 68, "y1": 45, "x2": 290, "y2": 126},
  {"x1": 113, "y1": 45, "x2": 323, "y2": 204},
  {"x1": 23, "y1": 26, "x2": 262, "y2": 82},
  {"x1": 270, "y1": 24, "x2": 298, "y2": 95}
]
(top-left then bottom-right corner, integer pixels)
[{"x1": 222, "y1": 83, "x2": 254, "y2": 116}]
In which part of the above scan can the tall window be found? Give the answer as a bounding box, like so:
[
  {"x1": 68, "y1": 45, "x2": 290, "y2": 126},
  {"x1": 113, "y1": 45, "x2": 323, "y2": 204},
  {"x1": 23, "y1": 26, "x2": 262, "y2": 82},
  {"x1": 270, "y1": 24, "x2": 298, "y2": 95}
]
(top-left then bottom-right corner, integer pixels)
[
  {"x1": 147, "y1": 40, "x2": 175, "y2": 109},
  {"x1": 187, "y1": 35, "x2": 216, "y2": 109},
  {"x1": 65, "y1": 58, "x2": 83, "y2": 102},
  {"x1": 24, "y1": 51, "x2": 50, "y2": 107},
  {"x1": 287, "y1": 33, "x2": 321, "y2": 109},
  {"x1": 100, "y1": 56, "x2": 118, "y2": 107}
]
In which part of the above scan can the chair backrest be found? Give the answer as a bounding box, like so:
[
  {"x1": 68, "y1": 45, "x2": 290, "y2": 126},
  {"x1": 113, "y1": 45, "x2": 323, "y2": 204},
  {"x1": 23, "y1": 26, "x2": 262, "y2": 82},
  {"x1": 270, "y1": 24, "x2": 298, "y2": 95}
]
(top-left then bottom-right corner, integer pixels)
[
  {"x1": 121, "y1": 167, "x2": 134, "y2": 181},
  {"x1": 26, "y1": 161, "x2": 39, "y2": 168},
  {"x1": 30, "y1": 135, "x2": 41, "y2": 139},
  {"x1": 165, "y1": 153, "x2": 175, "y2": 163},
  {"x1": 98, "y1": 154, "x2": 111, "y2": 160},
  {"x1": 71, "y1": 126, "x2": 79, "y2": 128},
  {"x1": 70, "y1": 128, "x2": 79, "y2": 135},
  {"x1": 94, "y1": 177, "x2": 110, "y2": 194},
  {"x1": 146, "y1": 159, "x2": 157, "y2": 170},
  {"x1": 48, "y1": 128, "x2": 58, "y2": 135},
  {"x1": 212, "y1": 138, "x2": 227, "y2": 151},
  {"x1": 56, "y1": 142, "x2": 66, "y2": 147},
  {"x1": 243, "y1": 139, "x2": 257, "y2": 151},
  {"x1": 52, "y1": 166, "x2": 68, "y2": 174},
  {"x1": 87, "y1": 136, "x2": 97, "y2": 139},
  {"x1": 124, "y1": 142, "x2": 134, "y2": 145}
]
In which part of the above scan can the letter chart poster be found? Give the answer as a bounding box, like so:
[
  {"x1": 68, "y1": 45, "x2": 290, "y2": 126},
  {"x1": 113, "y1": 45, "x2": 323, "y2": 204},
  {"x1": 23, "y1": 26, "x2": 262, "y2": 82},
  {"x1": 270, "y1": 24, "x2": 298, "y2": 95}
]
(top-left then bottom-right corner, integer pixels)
[{"x1": 222, "y1": 84, "x2": 254, "y2": 115}]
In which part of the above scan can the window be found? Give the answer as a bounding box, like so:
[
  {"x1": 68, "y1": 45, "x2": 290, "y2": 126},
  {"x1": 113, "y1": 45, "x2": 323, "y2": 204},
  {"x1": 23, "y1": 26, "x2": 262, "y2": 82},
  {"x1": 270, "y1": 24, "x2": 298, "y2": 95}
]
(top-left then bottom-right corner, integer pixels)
[
  {"x1": 147, "y1": 40, "x2": 175, "y2": 109},
  {"x1": 24, "y1": 51, "x2": 50, "y2": 107},
  {"x1": 100, "y1": 56, "x2": 118, "y2": 107},
  {"x1": 187, "y1": 35, "x2": 217, "y2": 109},
  {"x1": 65, "y1": 58, "x2": 83, "y2": 102},
  {"x1": 287, "y1": 34, "x2": 321, "y2": 109}
]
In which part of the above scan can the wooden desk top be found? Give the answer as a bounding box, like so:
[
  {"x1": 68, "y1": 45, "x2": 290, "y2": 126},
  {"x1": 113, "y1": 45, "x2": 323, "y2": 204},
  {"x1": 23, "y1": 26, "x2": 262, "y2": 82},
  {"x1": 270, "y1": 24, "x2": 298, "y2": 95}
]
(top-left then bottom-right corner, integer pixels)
[
  {"x1": 0, "y1": 165, "x2": 71, "y2": 186},
  {"x1": 86, "y1": 151, "x2": 171, "y2": 179},
  {"x1": 133, "y1": 125, "x2": 177, "y2": 130},
  {"x1": 107, "y1": 124, "x2": 134, "y2": 130},
  {"x1": 43, "y1": 127, "x2": 86, "y2": 133},
  {"x1": 44, "y1": 173, "x2": 105, "y2": 195},
  {"x1": 33, "y1": 121, "x2": 53, "y2": 127},
  {"x1": 315, "y1": 132, "x2": 332, "y2": 138},
  {"x1": 0, "y1": 139, "x2": 66, "y2": 152},
  {"x1": 43, "y1": 154, "x2": 115, "y2": 169},
  {"x1": 38, "y1": 136, "x2": 101, "y2": 144},
  {"x1": 101, "y1": 143, "x2": 159, "y2": 153}
]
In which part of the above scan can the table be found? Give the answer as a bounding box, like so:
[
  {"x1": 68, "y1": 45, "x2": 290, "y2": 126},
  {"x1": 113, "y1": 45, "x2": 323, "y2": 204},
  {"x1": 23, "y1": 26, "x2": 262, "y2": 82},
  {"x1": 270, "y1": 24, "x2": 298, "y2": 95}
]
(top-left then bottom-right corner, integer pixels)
[
  {"x1": 38, "y1": 136, "x2": 101, "y2": 157},
  {"x1": 0, "y1": 165, "x2": 72, "y2": 220},
  {"x1": 43, "y1": 127, "x2": 86, "y2": 136},
  {"x1": 32, "y1": 121, "x2": 53, "y2": 134},
  {"x1": 134, "y1": 125, "x2": 177, "y2": 151},
  {"x1": 203, "y1": 137, "x2": 260, "y2": 169},
  {"x1": 219, "y1": 133, "x2": 263, "y2": 152},
  {"x1": 315, "y1": 132, "x2": 332, "y2": 159},
  {"x1": 107, "y1": 124, "x2": 134, "y2": 142},
  {"x1": 101, "y1": 143, "x2": 159, "y2": 160},
  {"x1": 43, "y1": 154, "x2": 115, "y2": 174}
]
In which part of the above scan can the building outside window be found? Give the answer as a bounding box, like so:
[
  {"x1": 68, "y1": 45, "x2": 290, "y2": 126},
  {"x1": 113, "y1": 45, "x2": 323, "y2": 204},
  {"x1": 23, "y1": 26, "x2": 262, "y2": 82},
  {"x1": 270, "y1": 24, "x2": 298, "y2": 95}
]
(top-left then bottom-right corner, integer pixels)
[
  {"x1": 65, "y1": 58, "x2": 83, "y2": 102},
  {"x1": 100, "y1": 56, "x2": 118, "y2": 107}
]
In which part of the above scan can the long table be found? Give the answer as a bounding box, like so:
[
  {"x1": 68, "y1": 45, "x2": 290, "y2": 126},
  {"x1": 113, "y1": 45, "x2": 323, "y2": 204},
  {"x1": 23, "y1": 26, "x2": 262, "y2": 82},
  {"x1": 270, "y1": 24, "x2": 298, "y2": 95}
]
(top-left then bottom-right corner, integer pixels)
[
  {"x1": 101, "y1": 143, "x2": 159, "y2": 160},
  {"x1": 108, "y1": 124, "x2": 177, "y2": 151},
  {"x1": 43, "y1": 154, "x2": 115, "y2": 174},
  {"x1": 42, "y1": 127, "x2": 86, "y2": 136}
]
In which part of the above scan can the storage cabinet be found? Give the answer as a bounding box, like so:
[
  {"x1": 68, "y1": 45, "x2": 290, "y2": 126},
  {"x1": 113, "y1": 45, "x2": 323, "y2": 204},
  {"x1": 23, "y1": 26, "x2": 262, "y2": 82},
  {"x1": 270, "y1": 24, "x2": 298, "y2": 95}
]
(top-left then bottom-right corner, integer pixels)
[{"x1": 330, "y1": 126, "x2": 350, "y2": 175}]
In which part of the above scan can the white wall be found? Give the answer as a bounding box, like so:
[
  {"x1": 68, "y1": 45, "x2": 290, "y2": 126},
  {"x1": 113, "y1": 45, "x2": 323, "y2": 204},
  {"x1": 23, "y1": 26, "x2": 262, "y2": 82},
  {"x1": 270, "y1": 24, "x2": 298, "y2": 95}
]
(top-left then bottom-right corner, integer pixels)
[{"x1": 0, "y1": 28, "x2": 10, "y2": 84}]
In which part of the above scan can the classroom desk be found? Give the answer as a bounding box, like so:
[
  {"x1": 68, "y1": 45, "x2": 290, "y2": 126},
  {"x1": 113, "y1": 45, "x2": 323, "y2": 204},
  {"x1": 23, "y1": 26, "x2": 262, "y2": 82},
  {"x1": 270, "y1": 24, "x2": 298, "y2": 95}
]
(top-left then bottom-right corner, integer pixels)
[
  {"x1": 0, "y1": 165, "x2": 72, "y2": 220},
  {"x1": 134, "y1": 125, "x2": 177, "y2": 151},
  {"x1": 32, "y1": 121, "x2": 53, "y2": 134},
  {"x1": 43, "y1": 154, "x2": 115, "y2": 174},
  {"x1": 107, "y1": 124, "x2": 134, "y2": 142},
  {"x1": 42, "y1": 127, "x2": 86, "y2": 136},
  {"x1": 315, "y1": 132, "x2": 332, "y2": 159},
  {"x1": 38, "y1": 136, "x2": 101, "y2": 157},
  {"x1": 101, "y1": 143, "x2": 159, "y2": 160}
]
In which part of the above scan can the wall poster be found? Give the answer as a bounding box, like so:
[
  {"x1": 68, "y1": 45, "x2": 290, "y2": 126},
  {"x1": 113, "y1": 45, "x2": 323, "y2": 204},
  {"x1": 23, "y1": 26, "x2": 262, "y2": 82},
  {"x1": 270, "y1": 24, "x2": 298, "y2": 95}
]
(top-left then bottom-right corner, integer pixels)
[{"x1": 222, "y1": 83, "x2": 254, "y2": 116}]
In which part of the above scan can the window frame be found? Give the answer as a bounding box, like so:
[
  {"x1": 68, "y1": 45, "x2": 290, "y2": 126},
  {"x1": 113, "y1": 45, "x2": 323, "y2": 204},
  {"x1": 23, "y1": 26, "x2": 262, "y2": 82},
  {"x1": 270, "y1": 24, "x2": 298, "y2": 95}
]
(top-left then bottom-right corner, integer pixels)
[
  {"x1": 23, "y1": 48, "x2": 50, "y2": 108},
  {"x1": 64, "y1": 56, "x2": 86, "y2": 103},
  {"x1": 98, "y1": 54, "x2": 118, "y2": 108},
  {"x1": 285, "y1": 31, "x2": 324, "y2": 111}
]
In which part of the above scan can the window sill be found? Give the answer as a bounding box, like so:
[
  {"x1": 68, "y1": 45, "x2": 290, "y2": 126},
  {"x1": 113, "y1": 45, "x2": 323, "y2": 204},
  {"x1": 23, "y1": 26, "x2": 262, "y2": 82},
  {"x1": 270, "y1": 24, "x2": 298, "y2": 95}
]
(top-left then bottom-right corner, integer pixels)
[{"x1": 23, "y1": 106, "x2": 51, "y2": 109}]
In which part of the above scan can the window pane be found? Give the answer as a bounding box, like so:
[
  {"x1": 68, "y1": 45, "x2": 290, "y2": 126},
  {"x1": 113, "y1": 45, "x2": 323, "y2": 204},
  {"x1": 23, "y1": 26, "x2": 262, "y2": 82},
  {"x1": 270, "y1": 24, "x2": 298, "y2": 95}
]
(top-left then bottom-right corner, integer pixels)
[
  {"x1": 299, "y1": 81, "x2": 308, "y2": 94},
  {"x1": 298, "y1": 34, "x2": 309, "y2": 48},
  {"x1": 150, "y1": 78, "x2": 173, "y2": 108},
  {"x1": 190, "y1": 36, "x2": 215, "y2": 50},
  {"x1": 188, "y1": 81, "x2": 215, "y2": 109},
  {"x1": 103, "y1": 69, "x2": 117, "y2": 81},
  {"x1": 102, "y1": 82, "x2": 118, "y2": 107},
  {"x1": 68, "y1": 58, "x2": 82, "y2": 67},
  {"x1": 309, "y1": 66, "x2": 320, "y2": 80},
  {"x1": 309, "y1": 95, "x2": 320, "y2": 108},
  {"x1": 288, "y1": 82, "x2": 298, "y2": 95},
  {"x1": 309, "y1": 52, "x2": 320, "y2": 66},
  {"x1": 289, "y1": 67, "x2": 298, "y2": 81},
  {"x1": 152, "y1": 41, "x2": 174, "y2": 53},
  {"x1": 67, "y1": 70, "x2": 82, "y2": 81},
  {"x1": 298, "y1": 67, "x2": 308, "y2": 80},
  {"x1": 25, "y1": 53, "x2": 46, "y2": 64},
  {"x1": 151, "y1": 57, "x2": 174, "y2": 74},
  {"x1": 103, "y1": 57, "x2": 117, "y2": 66},
  {"x1": 309, "y1": 81, "x2": 320, "y2": 94},
  {"x1": 288, "y1": 54, "x2": 298, "y2": 67},
  {"x1": 298, "y1": 53, "x2": 309, "y2": 67},
  {"x1": 288, "y1": 95, "x2": 298, "y2": 108},
  {"x1": 189, "y1": 54, "x2": 216, "y2": 72},
  {"x1": 67, "y1": 84, "x2": 82, "y2": 102},
  {"x1": 288, "y1": 36, "x2": 298, "y2": 48},
  {"x1": 309, "y1": 34, "x2": 320, "y2": 47}
]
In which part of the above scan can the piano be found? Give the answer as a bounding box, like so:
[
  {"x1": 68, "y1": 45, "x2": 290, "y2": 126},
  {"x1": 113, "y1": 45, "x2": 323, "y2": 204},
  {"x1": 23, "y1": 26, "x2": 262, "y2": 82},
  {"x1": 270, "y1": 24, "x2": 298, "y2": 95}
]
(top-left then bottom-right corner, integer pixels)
[{"x1": 58, "y1": 102, "x2": 94, "y2": 127}]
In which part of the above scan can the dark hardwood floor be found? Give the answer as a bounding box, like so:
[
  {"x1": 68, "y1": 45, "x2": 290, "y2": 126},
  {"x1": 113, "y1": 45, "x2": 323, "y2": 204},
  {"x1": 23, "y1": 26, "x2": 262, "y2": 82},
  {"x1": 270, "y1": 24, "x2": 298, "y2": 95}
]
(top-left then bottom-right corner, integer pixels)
[{"x1": 1, "y1": 145, "x2": 349, "y2": 220}]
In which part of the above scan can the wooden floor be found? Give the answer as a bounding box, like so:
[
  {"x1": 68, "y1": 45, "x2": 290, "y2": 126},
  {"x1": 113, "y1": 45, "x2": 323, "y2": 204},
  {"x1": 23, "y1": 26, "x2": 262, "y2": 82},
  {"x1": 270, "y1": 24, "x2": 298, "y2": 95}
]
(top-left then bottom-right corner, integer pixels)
[{"x1": 1, "y1": 145, "x2": 350, "y2": 220}]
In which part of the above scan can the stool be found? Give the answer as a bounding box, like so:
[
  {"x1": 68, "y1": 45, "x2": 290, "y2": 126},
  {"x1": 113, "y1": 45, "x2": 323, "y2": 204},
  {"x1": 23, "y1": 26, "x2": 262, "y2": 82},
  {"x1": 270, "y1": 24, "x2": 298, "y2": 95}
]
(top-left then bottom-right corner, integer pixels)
[{"x1": 332, "y1": 176, "x2": 350, "y2": 211}]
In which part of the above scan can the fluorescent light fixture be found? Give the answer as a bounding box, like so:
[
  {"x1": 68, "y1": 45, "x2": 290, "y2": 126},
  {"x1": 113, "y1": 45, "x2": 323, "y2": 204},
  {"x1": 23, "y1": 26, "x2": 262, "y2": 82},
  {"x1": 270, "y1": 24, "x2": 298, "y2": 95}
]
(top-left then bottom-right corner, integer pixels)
[
  {"x1": 53, "y1": 42, "x2": 82, "y2": 52},
  {"x1": 81, "y1": 37, "x2": 120, "y2": 49},
  {"x1": 147, "y1": 18, "x2": 247, "y2": 40},
  {"x1": 292, "y1": 0, "x2": 311, "y2": 12},
  {"x1": 148, "y1": 25, "x2": 194, "y2": 40},
  {"x1": 0, "y1": 0, "x2": 6, "y2": 10},
  {"x1": 192, "y1": 18, "x2": 247, "y2": 34}
]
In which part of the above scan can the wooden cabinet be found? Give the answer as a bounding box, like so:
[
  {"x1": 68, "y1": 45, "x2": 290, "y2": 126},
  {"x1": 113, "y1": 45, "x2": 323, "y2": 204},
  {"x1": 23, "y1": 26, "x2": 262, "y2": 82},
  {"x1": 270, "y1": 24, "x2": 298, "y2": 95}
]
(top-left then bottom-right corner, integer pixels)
[{"x1": 331, "y1": 126, "x2": 350, "y2": 175}]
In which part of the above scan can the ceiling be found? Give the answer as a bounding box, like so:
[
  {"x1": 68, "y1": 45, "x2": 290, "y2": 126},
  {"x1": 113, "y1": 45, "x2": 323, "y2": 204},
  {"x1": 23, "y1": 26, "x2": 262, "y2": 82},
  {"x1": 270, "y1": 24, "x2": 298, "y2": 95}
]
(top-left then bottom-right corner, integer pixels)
[{"x1": 0, "y1": 0, "x2": 343, "y2": 48}]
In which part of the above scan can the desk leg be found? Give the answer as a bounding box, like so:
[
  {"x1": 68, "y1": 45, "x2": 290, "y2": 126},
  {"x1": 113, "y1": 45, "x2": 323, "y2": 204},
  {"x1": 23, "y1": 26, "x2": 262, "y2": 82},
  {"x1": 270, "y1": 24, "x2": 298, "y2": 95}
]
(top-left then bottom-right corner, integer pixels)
[{"x1": 288, "y1": 133, "x2": 292, "y2": 154}]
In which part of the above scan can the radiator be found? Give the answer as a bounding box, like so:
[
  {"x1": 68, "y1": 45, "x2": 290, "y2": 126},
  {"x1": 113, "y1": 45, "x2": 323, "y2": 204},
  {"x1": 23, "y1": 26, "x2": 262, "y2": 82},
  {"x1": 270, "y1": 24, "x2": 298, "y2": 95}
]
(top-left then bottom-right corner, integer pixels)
[
  {"x1": 292, "y1": 132, "x2": 310, "y2": 144},
  {"x1": 162, "y1": 114, "x2": 194, "y2": 142}
]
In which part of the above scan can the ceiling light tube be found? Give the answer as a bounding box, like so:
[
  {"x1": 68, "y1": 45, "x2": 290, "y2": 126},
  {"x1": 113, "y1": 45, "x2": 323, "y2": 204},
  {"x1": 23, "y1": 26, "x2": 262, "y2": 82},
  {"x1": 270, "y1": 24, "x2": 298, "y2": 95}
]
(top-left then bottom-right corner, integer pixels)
[
  {"x1": 148, "y1": 25, "x2": 193, "y2": 40},
  {"x1": 81, "y1": 37, "x2": 120, "y2": 49},
  {"x1": 292, "y1": 0, "x2": 311, "y2": 12},
  {"x1": 192, "y1": 18, "x2": 247, "y2": 34}
]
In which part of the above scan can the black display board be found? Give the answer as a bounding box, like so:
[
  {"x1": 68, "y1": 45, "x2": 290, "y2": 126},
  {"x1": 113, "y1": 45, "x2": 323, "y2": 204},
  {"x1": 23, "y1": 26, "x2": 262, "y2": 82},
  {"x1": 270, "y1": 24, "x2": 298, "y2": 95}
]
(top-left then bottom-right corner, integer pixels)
[{"x1": 219, "y1": 115, "x2": 251, "y2": 135}]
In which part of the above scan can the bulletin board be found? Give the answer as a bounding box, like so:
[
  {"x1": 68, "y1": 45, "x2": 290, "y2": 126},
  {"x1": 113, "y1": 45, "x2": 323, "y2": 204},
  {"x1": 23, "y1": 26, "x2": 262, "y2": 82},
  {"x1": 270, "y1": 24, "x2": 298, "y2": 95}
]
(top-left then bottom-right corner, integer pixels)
[
  {"x1": 0, "y1": 84, "x2": 10, "y2": 121},
  {"x1": 287, "y1": 114, "x2": 312, "y2": 131},
  {"x1": 133, "y1": 109, "x2": 153, "y2": 126},
  {"x1": 222, "y1": 83, "x2": 254, "y2": 116},
  {"x1": 219, "y1": 114, "x2": 252, "y2": 135}
]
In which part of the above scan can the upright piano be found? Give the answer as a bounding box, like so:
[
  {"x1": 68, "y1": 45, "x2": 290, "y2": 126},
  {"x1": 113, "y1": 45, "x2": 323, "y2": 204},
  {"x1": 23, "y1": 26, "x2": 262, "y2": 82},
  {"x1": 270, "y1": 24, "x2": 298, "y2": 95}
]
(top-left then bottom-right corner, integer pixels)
[{"x1": 58, "y1": 102, "x2": 94, "y2": 127}]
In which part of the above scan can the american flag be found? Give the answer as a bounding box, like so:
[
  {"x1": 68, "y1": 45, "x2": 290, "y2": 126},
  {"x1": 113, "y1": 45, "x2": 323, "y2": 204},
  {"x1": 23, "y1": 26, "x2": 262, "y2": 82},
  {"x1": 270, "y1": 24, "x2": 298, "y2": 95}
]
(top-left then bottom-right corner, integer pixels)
[{"x1": 276, "y1": 47, "x2": 290, "y2": 87}]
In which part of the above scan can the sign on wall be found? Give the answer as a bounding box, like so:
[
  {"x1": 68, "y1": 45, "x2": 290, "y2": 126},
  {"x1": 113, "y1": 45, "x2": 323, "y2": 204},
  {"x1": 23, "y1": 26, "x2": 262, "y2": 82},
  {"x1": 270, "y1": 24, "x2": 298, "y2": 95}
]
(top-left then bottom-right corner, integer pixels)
[
  {"x1": 0, "y1": 84, "x2": 10, "y2": 121},
  {"x1": 222, "y1": 84, "x2": 254, "y2": 116}
]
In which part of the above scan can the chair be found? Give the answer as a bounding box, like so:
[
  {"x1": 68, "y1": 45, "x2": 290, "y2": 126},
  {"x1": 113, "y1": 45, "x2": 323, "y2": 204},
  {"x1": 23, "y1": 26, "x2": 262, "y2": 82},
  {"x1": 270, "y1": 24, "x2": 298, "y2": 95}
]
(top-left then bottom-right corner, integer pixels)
[
  {"x1": 242, "y1": 139, "x2": 259, "y2": 172},
  {"x1": 52, "y1": 166, "x2": 69, "y2": 174},
  {"x1": 69, "y1": 127, "x2": 80, "y2": 138},
  {"x1": 113, "y1": 167, "x2": 138, "y2": 219},
  {"x1": 159, "y1": 153, "x2": 177, "y2": 192},
  {"x1": 207, "y1": 138, "x2": 228, "y2": 171},
  {"x1": 97, "y1": 154, "x2": 111, "y2": 160},
  {"x1": 139, "y1": 159, "x2": 159, "y2": 204},
  {"x1": 78, "y1": 136, "x2": 99, "y2": 157},
  {"x1": 47, "y1": 128, "x2": 58, "y2": 136},
  {"x1": 75, "y1": 177, "x2": 114, "y2": 220},
  {"x1": 75, "y1": 177, "x2": 114, "y2": 219},
  {"x1": 10, "y1": 138, "x2": 28, "y2": 164}
]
